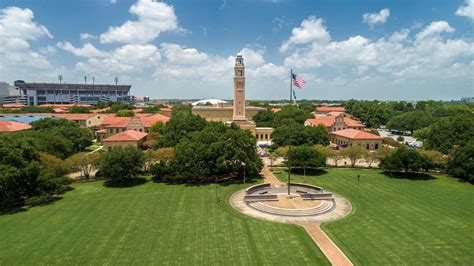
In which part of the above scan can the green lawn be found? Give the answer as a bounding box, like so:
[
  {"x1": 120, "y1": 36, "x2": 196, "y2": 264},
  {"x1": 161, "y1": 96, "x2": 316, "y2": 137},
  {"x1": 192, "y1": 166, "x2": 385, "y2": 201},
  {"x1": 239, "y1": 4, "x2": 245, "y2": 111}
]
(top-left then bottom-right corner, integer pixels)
[
  {"x1": 0, "y1": 178, "x2": 329, "y2": 265},
  {"x1": 275, "y1": 168, "x2": 474, "y2": 265}
]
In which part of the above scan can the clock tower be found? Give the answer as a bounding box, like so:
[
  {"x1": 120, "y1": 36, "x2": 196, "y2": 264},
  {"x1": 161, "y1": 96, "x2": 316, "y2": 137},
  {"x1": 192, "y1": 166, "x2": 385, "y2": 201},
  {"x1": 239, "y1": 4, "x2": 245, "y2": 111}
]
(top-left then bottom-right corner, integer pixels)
[{"x1": 233, "y1": 53, "x2": 246, "y2": 121}]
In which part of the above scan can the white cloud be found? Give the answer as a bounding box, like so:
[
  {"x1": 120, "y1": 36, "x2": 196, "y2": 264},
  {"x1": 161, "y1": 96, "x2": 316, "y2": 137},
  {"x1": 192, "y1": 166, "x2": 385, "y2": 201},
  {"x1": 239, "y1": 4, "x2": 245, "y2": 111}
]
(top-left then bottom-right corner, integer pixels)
[
  {"x1": 0, "y1": 6, "x2": 52, "y2": 40},
  {"x1": 111, "y1": 0, "x2": 117, "y2": 4},
  {"x1": 100, "y1": 0, "x2": 180, "y2": 44},
  {"x1": 79, "y1": 33, "x2": 98, "y2": 41},
  {"x1": 363, "y1": 8, "x2": 390, "y2": 27},
  {"x1": 282, "y1": 16, "x2": 474, "y2": 93},
  {"x1": 0, "y1": 7, "x2": 55, "y2": 81},
  {"x1": 250, "y1": 63, "x2": 286, "y2": 77},
  {"x1": 415, "y1": 21, "x2": 454, "y2": 41},
  {"x1": 239, "y1": 47, "x2": 265, "y2": 67},
  {"x1": 280, "y1": 16, "x2": 330, "y2": 52},
  {"x1": 456, "y1": 0, "x2": 474, "y2": 20},
  {"x1": 57, "y1": 42, "x2": 109, "y2": 58},
  {"x1": 160, "y1": 43, "x2": 208, "y2": 66}
]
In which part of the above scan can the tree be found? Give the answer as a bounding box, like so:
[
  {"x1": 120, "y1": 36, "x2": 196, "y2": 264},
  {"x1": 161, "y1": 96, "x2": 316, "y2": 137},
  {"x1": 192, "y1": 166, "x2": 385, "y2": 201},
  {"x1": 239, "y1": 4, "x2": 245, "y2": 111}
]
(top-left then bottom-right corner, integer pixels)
[
  {"x1": 340, "y1": 146, "x2": 368, "y2": 167},
  {"x1": 273, "y1": 106, "x2": 312, "y2": 127},
  {"x1": 99, "y1": 147, "x2": 145, "y2": 184},
  {"x1": 161, "y1": 123, "x2": 263, "y2": 183},
  {"x1": 286, "y1": 145, "x2": 326, "y2": 176},
  {"x1": 148, "y1": 121, "x2": 165, "y2": 133},
  {"x1": 66, "y1": 152, "x2": 101, "y2": 179},
  {"x1": 422, "y1": 115, "x2": 474, "y2": 154},
  {"x1": 253, "y1": 110, "x2": 274, "y2": 127},
  {"x1": 365, "y1": 151, "x2": 378, "y2": 168},
  {"x1": 116, "y1": 110, "x2": 135, "y2": 117},
  {"x1": 0, "y1": 138, "x2": 70, "y2": 212},
  {"x1": 156, "y1": 107, "x2": 207, "y2": 147},
  {"x1": 380, "y1": 147, "x2": 434, "y2": 173},
  {"x1": 375, "y1": 146, "x2": 394, "y2": 161},
  {"x1": 110, "y1": 102, "x2": 134, "y2": 113},
  {"x1": 143, "y1": 150, "x2": 158, "y2": 173},
  {"x1": 387, "y1": 111, "x2": 434, "y2": 134},
  {"x1": 271, "y1": 122, "x2": 329, "y2": 147},
  {"x1": 419, "y1": 150, "x2": 447, "y2": 170},
  {"x1": 156, "y1": 147, "x2": 175, "y2": 161},
  {"x1": 69, "y1": 106, "x2": 91, "y2": 113},
  {"x1": 446, "y1": 142, "x2": 474, "y2": 183},
  {"x1": 39, "y1": 152, "x2": 71, "y2": 177}
]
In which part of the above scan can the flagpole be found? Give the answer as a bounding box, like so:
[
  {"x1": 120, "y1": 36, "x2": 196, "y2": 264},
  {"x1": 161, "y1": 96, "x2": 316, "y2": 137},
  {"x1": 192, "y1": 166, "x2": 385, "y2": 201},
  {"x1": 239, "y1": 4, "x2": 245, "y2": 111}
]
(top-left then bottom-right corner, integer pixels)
[{"x1": 288, "y1": 69, "x2": 293, "y2": 196}]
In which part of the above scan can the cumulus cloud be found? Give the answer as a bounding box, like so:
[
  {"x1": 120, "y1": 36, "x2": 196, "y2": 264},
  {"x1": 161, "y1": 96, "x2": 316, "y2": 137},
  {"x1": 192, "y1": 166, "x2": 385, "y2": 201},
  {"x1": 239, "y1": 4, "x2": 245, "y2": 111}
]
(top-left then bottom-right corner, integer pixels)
[
  {"x1": 456, "y1": 0, "x2": 474, "y2": 20},
  {"x1": 57, "y1": 42, "x2": 109, "y2": 58},
  {"x1": 282, "y1": 16, "x2": 474, "y2": 88},
  {"x1": 160, "y1": 43, "x2": 208, "y2": 66},
  {"x1": 239, "y1": 47, "x2": 265, "y2": 67},
  {"x1": 100, "y1": 0, "x2": 181, "y2": 44},
  {"x1": 279, "y1": 16, "x2": 330, "y2": 52},
  {"x1": 0, "y1": 7, "x2": 54, "y2": 80},
  {"x1": 79, "y1": 33, "x2": 98, "y2": 41},
  {"x1": 363, "y1": 8, "x2": 390, "y2": 27},
  {"x1": 415, "y1": 21, "x2": 454, "y2": 41}
]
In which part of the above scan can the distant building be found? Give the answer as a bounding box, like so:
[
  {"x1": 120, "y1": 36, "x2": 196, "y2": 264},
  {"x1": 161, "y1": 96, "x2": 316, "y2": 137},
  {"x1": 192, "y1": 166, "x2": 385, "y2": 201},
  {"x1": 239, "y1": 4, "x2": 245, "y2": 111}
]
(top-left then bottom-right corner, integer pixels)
[
  {"x1": 102, "y1": 130, "x2": 148, "y2": 150},
  {"x1": 0, "y1": 120, "x2": 32, "y2": 132},
  {"x1": 0, "y1": 81, "x2": 26, "y2": 105},
  {"x1": 305, "y1": 113, "x2": 364, "y2": 132},
  {"x1": 315, "y1": 106, "x2": 345, "y2": 114},
  {"x1": 330, "y1": 129, "x2": 383, "y2": 150},
  {"x1": 14, "y1": 80, "x2": 132, "y2": 106}
]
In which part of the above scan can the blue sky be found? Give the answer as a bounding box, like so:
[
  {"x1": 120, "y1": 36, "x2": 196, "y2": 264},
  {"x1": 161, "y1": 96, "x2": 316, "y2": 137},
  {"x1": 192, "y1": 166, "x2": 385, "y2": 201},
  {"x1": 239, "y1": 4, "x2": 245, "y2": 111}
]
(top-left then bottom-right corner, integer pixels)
[{"x1": 0, "y1": 0, "x2": 473, "y2": 100}]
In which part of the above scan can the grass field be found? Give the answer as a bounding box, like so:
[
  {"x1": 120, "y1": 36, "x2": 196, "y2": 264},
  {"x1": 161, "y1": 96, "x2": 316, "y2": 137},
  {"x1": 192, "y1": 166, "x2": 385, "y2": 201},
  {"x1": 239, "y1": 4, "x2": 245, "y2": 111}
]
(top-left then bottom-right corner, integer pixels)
[
  {"x1": 275, "y1": 168, "x2": 474, "y2": 265},
  {"x1": 0, "y1": 178, "x2": 329, "y2": 265}
]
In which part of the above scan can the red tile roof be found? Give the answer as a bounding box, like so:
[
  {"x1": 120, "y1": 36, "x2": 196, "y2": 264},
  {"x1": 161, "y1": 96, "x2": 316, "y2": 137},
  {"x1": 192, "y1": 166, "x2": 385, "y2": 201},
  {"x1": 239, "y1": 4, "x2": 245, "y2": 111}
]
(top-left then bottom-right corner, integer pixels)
[
  {"x1": 316, "y1": 106, "x2": 345, "y2": 113},
  {"x1": 306, "y1": 116, "x2": 363, "y2": 128},
  {"x1": 136, "y1": 113, "x2": 170, "y2": 127},
  {"x1": 54, "y1": 113, "x2": 98, "y2": 120},
  {"x1": 102, "y1": 130, "x2": 147, "y2": 142},
  {"x1": 1, "y1": 103, "x2": 25, "y2": 108},
  {"x1": 91, "y1": 107, "x2": 111, "y2": 113},
  {"x1": 327, "y1": 111, "x2": 344, "y2": 116},
  {"x1": 102, "y1": 116, "x2": 131, "y2": 128},
  {"x1": 343, "y1": 117, "x2": 363, "y2": 127},
  {"x1": 0, "y1": 120, "x2": 32, "y2": 132},
  {"x1": 306, "y1": 116, "x2": 336, "y2": 127},
  {"x1": 330, "y1": 129, "x2": 382, "y2": 140}
]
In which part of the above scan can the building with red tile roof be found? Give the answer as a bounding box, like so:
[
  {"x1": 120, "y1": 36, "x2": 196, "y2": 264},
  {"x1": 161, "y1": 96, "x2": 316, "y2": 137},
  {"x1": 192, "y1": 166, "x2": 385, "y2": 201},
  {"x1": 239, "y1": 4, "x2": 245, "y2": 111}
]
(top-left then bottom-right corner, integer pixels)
[
  {"x1": 0, "y1": 120, "x2": 32, "y2": 132},
  {"x1": 102, "y1": 130, "x2": 148, "y2": 150},
  {"x1": 315, "y1": 106, "x2": 345, "y2": 114},
  {"x1": 330, "y1": 128, "x2": 382, "y2": 150},
  {"x1": 305, "y1": 114, "x2": 364, "y2": 132},
  {"x1": 99, "y1": 114, "x2": 169, "y2": 139}
]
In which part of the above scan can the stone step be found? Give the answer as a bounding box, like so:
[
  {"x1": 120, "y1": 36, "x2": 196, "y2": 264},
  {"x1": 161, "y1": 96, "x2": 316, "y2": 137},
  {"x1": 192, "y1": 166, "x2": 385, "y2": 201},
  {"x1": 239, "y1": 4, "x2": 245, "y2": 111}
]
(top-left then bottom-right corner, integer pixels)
[{"x1": 248, "y1": 200, "x2": 335, "y2": 217}]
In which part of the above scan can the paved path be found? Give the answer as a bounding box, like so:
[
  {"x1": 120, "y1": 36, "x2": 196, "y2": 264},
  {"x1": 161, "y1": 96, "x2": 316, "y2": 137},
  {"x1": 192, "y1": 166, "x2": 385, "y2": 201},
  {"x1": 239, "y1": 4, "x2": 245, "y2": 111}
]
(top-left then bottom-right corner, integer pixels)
[
  {"x1": 259, "y1": 166, "x2": 353, "y2": 266},
  {"x1": 261, "y1": 166, "x2": 285, "y2": 187},
  {"x1": 301, "y1": 223, "x2": 353, "y2": 266}
]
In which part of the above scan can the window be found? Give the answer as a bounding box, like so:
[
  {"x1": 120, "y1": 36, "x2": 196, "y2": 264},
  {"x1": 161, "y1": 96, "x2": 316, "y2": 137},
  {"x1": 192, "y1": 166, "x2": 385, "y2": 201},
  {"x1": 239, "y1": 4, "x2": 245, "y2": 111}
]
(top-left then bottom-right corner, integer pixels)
[{"x1": 366, "y1": 144, "x2": 369, "y2": 149}]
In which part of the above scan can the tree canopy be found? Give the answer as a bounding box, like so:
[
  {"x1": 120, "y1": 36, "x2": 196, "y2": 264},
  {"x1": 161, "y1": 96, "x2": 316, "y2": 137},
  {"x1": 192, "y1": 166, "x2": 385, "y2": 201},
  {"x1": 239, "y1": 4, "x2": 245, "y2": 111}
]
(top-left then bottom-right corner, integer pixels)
[
  {"x1": 99, "y1": 147, "x2": 145, "y2": 184},
  {"x1": 380, "y1": 147, "x2": 434, "y2": 174},
  {"x1": 447, "y1": 141, "x2": 474, "y2": 183},
  {"x1": 286, "y1": 145, "x2": 326, "y2": 176},
  {"x1": 271, "y1": 122, "x2": 329, "y2": 148},
  {"x1": 386, "y1": 111, "x2": 435, "y2": 134}
]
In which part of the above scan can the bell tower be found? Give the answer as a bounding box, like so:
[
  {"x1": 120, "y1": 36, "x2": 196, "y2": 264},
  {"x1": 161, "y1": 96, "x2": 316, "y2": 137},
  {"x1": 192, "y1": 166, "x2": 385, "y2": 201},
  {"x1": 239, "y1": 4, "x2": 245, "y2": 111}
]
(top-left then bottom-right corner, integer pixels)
[{"x1": 233, "y1": 53, "x2": 246, "y2": 121}]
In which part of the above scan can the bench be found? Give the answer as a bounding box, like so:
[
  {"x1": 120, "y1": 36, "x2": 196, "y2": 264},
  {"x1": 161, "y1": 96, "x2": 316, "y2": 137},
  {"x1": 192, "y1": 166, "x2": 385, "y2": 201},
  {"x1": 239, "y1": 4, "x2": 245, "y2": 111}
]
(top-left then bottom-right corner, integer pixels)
[{"x1": 259, "y1": 191, "x2": 268, "y2": 195}]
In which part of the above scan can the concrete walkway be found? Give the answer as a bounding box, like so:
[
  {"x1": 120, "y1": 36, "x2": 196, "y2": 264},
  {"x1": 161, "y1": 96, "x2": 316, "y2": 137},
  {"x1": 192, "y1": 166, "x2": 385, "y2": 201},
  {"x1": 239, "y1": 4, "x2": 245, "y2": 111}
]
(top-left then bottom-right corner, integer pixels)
[
  {"x1": 259, "y1": 166, "x2": 353, "y2": 266},
  {"x1": 261, "y1": 166, "x2": 285, "y2": 187},
  {"x1": 301, "y1": 223, "x2": 353, "y2": 266}
]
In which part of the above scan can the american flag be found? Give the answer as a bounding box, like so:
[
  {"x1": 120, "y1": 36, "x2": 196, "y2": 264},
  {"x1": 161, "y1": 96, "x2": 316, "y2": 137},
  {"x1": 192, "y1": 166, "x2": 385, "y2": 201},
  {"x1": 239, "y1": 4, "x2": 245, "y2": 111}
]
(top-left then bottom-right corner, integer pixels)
[{"x1": 292, "y1": 73, "x2": 306, "y2": 88}]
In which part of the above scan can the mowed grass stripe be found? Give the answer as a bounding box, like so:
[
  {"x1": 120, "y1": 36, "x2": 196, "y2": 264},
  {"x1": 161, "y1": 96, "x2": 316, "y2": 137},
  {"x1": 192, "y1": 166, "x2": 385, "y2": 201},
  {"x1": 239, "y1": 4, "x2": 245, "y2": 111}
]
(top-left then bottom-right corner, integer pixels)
[
  {"x1": 275, "y1": 168, "x2": 474, "y2": 265},
  {"x1": 0, "y1": 179, "x2": 330, "y2": 265}
]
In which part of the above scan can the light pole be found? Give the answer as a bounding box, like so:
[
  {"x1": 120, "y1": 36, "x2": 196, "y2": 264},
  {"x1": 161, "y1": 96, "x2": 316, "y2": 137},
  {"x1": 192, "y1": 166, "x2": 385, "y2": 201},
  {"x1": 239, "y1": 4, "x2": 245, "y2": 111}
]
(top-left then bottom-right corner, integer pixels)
[{"x1": 243, "y1": 162, "x2": 246, "y2": 184}]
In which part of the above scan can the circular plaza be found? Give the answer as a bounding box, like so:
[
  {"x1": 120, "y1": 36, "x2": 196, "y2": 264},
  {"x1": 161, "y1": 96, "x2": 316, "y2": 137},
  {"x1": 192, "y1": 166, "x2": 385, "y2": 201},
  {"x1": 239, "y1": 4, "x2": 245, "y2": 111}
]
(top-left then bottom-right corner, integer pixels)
[{"x1": 230, "y1": 182, "x2": 352, "y2": 224}]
